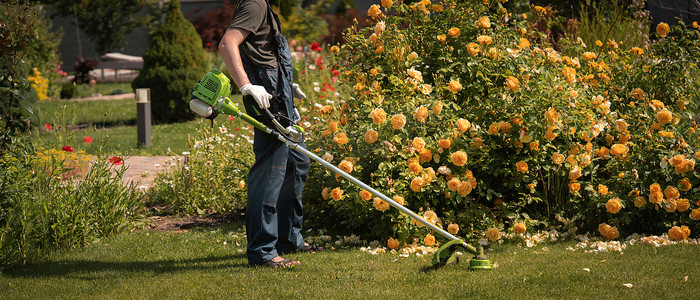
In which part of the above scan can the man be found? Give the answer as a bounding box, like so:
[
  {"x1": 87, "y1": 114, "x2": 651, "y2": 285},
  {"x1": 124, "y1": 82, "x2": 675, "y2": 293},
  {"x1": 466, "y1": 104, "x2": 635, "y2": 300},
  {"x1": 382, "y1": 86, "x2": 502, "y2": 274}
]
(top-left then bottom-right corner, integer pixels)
[{"x1": 219, "y1": 0, "x2": 315, "y2": 268}]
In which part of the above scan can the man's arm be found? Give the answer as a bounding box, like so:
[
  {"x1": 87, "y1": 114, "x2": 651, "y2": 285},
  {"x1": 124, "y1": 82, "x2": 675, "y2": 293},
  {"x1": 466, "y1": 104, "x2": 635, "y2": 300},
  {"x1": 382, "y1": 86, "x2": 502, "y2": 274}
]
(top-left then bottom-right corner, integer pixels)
[
  {"x1": 219, "y1": 28, "x2": 272, "y2": 109},
  {"x1": 219, "y1": 28, "x2": 251, "y2": 89}
]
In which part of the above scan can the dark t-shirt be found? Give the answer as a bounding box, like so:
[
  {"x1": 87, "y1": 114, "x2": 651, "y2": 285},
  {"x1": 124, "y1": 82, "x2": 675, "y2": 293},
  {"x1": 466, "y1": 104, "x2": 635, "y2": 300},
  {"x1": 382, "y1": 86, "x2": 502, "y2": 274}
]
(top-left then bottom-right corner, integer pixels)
[{"x1": 229, "y1": 0, "x2": 277, "y2": 68}]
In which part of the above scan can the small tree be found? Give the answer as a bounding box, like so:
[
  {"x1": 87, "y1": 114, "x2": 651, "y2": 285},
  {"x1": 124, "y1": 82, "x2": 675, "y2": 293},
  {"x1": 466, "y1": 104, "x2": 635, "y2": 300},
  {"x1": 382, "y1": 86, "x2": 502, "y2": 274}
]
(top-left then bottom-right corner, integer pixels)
[{"x1": 132, "y1": 0, "x2": 208, "y2": 123}]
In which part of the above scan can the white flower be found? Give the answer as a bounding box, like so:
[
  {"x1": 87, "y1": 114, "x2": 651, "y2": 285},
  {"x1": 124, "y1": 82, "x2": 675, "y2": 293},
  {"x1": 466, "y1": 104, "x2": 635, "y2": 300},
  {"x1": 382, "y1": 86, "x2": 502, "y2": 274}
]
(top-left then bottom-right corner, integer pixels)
[{"x1": 182, "y1": 151, "x2": 190, "y2": 155}]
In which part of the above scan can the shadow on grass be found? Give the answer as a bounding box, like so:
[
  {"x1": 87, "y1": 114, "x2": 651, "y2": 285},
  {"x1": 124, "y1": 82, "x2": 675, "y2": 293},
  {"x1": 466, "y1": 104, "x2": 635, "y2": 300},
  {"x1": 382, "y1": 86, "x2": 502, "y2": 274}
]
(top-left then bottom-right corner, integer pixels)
[{"x1": 4, "y1": 253, "x2": 249, "y2": 280}]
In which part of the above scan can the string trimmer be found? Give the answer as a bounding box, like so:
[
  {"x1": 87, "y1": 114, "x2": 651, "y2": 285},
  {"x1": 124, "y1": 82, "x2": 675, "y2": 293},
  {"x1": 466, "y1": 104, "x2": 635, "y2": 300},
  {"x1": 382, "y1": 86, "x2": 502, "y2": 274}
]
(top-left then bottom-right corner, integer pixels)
[{"x1": 189, "y1": 69, "x2": 492, "y2": 270}]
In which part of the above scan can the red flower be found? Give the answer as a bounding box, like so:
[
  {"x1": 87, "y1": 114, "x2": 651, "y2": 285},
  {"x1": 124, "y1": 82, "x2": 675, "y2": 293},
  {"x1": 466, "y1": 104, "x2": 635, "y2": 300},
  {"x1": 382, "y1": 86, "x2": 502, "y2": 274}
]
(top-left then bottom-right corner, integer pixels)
[
  {"x1": 109, "y1": 156, "x2": 123, "y2": 165},
  {"x1": 228, "y1": 116, "x2": 235, "y2": 121},
  {"x1": 44, "y1": 123, "x2": 52, "y2": 130},
  {"x1": 83, "y1": 136, "x2": 93, "y2": 143},
  {"x1": 310, "y1": 42, "x2": 322, "y2": 51},
  {"x1": 331, "y1": 69, "x2": 340, "y2": 77},
  {"x1": 62, "y1": 146, "x2": 74, "y2": 152},
  {"x1": 206, "y1": 42, "x2": 211, "y2": 47}
]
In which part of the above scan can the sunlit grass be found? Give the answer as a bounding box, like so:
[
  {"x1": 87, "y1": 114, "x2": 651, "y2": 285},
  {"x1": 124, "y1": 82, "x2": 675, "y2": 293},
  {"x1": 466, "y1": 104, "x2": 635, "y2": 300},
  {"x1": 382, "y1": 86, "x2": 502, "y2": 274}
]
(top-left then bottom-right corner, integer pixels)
[{"x1": 1, "y1": 221, "x2": 697, "y2": 299}]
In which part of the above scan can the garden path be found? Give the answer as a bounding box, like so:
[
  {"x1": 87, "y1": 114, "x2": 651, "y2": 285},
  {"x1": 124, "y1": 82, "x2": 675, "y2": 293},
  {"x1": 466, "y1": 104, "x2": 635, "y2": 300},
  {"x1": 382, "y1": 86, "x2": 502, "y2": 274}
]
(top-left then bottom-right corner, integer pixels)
[{"x1": 119, "y1": 155, "x2": 181, "y2": 190}]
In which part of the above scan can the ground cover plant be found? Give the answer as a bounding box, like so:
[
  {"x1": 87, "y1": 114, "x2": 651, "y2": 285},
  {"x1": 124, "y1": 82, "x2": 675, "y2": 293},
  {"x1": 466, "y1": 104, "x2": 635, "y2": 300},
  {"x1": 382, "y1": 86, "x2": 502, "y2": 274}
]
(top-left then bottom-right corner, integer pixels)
[{"x1": 297, "y1": 0, "x2": 700, "y2": 247}]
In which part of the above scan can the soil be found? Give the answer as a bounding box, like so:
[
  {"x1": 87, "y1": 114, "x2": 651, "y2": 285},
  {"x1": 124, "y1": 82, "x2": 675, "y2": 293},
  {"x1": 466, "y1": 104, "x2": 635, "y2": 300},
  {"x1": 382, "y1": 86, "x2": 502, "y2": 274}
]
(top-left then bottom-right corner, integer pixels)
[{"x1": 147, "y1": 212, "x2": 244, "y2": 233}]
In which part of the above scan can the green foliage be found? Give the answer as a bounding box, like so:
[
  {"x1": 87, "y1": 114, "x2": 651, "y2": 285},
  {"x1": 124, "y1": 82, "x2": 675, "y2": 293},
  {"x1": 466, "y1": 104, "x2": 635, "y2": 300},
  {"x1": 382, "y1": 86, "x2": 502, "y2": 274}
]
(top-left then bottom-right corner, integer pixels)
[
  {"x1": 281, "y1": 4, "x2": 330, "y2": 44},
  {"x1": 297, "y1": 0, "x2": 700, "y2": 244},
  {"x1": 25, "y1": 5, "x2": 63, "y2": 99},
  {"x1": 148, "y1": 119, "x2": 254, "y2": 215},
  {"x1": 132, "y1": 0, "x2": 209, "y2": 123},
  {"x1": 574, "y1": 0, "x2": 651, "y2": 51},
  {"x1": 0, "y1": 148, "x2": 145, "y2": 268}
]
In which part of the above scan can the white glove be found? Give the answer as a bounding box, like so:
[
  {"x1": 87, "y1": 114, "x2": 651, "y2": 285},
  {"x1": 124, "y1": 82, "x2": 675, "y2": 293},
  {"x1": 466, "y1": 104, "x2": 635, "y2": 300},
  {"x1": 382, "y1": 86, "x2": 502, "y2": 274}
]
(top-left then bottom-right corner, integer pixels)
[
  {"x1": 292, "y1": 83, "x2": 306, "y2": 99},
  {"x1": 239, "y1": 84, "x2": 272, "y2": 109}
]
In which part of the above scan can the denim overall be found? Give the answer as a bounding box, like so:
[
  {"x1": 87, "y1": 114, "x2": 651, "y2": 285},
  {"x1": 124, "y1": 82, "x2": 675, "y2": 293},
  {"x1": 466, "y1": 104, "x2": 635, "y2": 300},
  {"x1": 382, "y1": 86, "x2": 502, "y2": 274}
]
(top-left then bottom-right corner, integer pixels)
[{"x1": 240, "y1": 3, "x2": 310, "y2": 265}]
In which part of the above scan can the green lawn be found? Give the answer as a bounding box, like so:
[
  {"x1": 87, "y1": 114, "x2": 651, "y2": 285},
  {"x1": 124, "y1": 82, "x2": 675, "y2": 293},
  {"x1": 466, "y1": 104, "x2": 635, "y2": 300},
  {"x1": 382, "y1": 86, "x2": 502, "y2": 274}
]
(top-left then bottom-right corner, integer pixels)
[
  {"x1": 1, "y1": 220, "x2": 697, "y2": 299},
  {"x1": 33, "y1": 93, "x2": 251, "y2": 156}
]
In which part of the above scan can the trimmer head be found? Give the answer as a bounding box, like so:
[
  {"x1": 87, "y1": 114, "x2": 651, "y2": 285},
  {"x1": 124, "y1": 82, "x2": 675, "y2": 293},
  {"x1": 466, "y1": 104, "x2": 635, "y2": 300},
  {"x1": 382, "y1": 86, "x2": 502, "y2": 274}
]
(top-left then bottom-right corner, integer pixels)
[{"x1": 433, "y1": 239, "x2": 492, "y2": 270}]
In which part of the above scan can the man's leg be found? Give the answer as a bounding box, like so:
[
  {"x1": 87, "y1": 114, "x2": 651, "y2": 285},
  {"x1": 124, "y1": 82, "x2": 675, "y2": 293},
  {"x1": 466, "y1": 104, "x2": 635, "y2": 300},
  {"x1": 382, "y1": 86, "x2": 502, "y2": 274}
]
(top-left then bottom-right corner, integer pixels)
[
  {"x1": 275, "y1": 144, "x2": 310, "y2": 253},
  {"x1": 246, "y1": 132, "x2": 288, "y2": 266}
]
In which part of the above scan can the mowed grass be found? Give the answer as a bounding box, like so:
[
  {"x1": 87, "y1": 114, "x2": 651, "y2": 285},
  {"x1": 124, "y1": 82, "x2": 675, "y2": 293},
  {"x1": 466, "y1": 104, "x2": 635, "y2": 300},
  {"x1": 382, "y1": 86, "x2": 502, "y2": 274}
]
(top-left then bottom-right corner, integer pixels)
[
  {"x1": 32, "y1": 98, "x2": 252, "y2": 156},
  {"x1": 1, "y1": 220, "x2": 698, "y2": 299}
]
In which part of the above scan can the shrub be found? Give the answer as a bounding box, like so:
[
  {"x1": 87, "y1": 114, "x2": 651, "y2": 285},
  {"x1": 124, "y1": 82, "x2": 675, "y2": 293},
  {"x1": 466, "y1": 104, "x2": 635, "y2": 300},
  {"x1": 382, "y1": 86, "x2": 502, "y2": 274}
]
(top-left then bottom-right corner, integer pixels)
[
  {"x1": 298, "y1": 1, "x2": 700, "y2": 244},
  {"x1": 132, "y1": 0, "x2": 209, "y2": 123},
  {"x1": 148, "y1": 120, "x2": 254, "y2": 215}
]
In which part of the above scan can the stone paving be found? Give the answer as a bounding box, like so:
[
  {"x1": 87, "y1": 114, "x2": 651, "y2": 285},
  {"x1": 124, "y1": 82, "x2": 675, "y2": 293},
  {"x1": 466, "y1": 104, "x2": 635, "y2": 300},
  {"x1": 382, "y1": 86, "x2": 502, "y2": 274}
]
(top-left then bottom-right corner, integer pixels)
[{"x1": 119, "y1": 156, "x2": 181, "y2": 190}]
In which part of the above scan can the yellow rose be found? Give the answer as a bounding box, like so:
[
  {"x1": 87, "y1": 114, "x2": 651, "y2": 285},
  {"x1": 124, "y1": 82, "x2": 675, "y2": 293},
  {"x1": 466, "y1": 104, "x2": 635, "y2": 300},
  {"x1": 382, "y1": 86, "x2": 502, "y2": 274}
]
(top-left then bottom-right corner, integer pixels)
[
  {"x1": 437, "y1": 34, "x2": 446, "y2": 42},
  {"x1": 446, "y1": 79, "x2": 462, "y2": 93},
  {"x1": 656, "y1": 109, "x2": 672, "y2": 124},
  {"x1": 374, "y1": 21, "x2": 386, "y2": 34},
  {"x1": 505, "y1": 76, "x2": 520, "y2": 92},
  {"x1": 339, "y1": 160, "x2": 353, "y2": 174},
  {"x1": 413, "y1": 106, "x2": 429, "y2": 122},
  {"x1": 375, "y1": 45, "x2": 385, "y2": 54},
  {"x1": 544, "y1": 107, "x2": 560, "y2": 124},
  {"x1": 634, "y1": 196, "x2": 647, "y2": 208},
  {"x1": 321, "y1": 187, "x2": 330, "y2": 200},
  {"x1": 419, "y1": 148, "x2": 432, "y2": 163},
  {"x1": 456, "y1": 118, "x2": 471, "y2": 132},
  {"x1": 545, "y1": 125, "x2": 558, "y2": 141},
  {"x1": 477, "y1": 35, "x2": 492, "y2": 45},
  {"x1": 516, "y1": 161, "x2": 528, "y2": 173},
  {"x1": 664, "y1": 186, "x2": 680, "y2": 199},
  {"x1": 330, "y1": 45, "x2": 340, "y2": 54},
  {"x1": 486, "y1": 228, "x2": 500, "y2": 241},
  {"x1": 514, "y1": 222, "x2": 526, "y2": 234},
  {"x1": 390, "y1": 114, "x2": 407, "y2": 129},
  {"x1": 569, "y1": 167, "x2": 582, "y2": 181},
  {"x1": 432, "y1": 101, "x2": 443, "y2": 115},
  {"x1": 630, "y1": 88, "x2": 645, "y2": 101},
  {"x1": 598, "y1": 184, "x2": 609, "y2": 195},
  {"x1": 630, "y1": 47, "x2": 644, "y2": 55},
  {"x1": 370, "y1": 108, "x2": 386, "y2": 124},
  {"x1": 649, "y1": 191, "x2": 664, "y2": 204},
  {"x1": 656, "y1": 22, "x2": 670, "y2": 37},
  {"x1": 447, "y1": 177, "x2": 461, "y2": 192},
  {"x1": 668, "y1": 226, "x2": 684, "y2": 240},
  {"x1": 409, "y1": 161, "x2": 423, "y2": 174},
  {"x1": 448, "y1": 27, "x2": 461, "y2": 37},
  {"x1": 373, "y1": 198, "x2": 390, "y2": 211},
  {"x1": 364, "y1": 129, "x2": 378, "y2": 144},
  {"x1": 606, "y1": 198, "x2": 622, "y2": 214},
  {"x1": 424, "y1": 234, "x2": 436, "y2": 246},
  {"x1": 552, "y1": 153, "x2": 565, "y2": 164},
  {"x1": 387, "y1": 237, "x2": 399, "y2": 250},
  {"x1": 679, "y1": 178, "x2": 692, "y2": 192},
  {"x1": 360, "y1": 190, "x2": 372, "y2": 201},
  {"x1": 477, "y1": 16, "x2": 491, "y2": 29},
  {"x1": 392, "y1": 195, "x2": 405, "y2": 206},
  {"x1": 582, "y1": 51, "x2": 597, "y2": 60},
  {"x1": 690, "y1": 208, "x2": 700, "y2": 220},
  {"x1": 447, "y1": 223, "x2": 459, "y2": 235},
  {"x1": 467, "y1": 42, "x2": 480, "y2": 56},
  {"x1": 604, "y1": 226, "x2": 619, "y2": 240},
  {"x1": 368, "y1": 4, "x2": 382, "y2": 18},
  {"x1": 381, "y1": 0, "x2": 393, "y2": 8},
  {"x1": 333, "y1": 132, "x2": 349, "y2": 146},
  {"x1": 331, "y1": 187, "x2": 343, "y2": 201},
  {"x1": 677, "y1": 198, "x2": 690, "y2": 212},
  {"x1": 410, "y1": 177, "x2": 426, "y2": 192},
  {"x1": 610, "y1": 144, "x2": 628, "y2": 157},
  {"x1": 451, "y1": 151, "x2": 468, "y2": 166},
  {"x1": 458, "y1": 181, "x2": 472, "y2": 196}
]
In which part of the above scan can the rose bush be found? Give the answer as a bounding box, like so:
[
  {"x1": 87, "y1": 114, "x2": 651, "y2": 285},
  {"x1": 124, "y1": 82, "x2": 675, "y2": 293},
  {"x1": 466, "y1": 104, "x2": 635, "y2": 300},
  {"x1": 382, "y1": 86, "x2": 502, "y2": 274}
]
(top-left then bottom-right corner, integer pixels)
[{"x1": 298, "y1": 0, "x2": 700, "y2": 245}]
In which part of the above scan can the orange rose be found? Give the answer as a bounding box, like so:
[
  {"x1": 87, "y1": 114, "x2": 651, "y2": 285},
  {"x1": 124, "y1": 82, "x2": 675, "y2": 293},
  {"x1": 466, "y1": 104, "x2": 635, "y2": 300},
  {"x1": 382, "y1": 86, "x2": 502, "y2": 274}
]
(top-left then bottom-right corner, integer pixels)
[
  {"x1": 410, "y1": 177, "x2": 426, "y2": 192},
  {"x1": 447, "y1": 177, "x2": 461, "y2": 191},
  {"x1": 477, "y1": 16, "x2": 491, "y2": 29},
  {"x1": 387, "y1": 237, "x2": 399, "y2": 250},
  {"x1": 569, "y1": 182, "x2": 581, "y2": 192},
  {"x1": 373, "y1": 198, "x2": 390, "y2": 211},
  {"x1": 412, "y1": 137, "x2": 426, "y2": 151},
  {"x1": 391, "y1": 114, "x2": 406, "y2": 129},
  {"x1": 630, "y1": 88, "x2": 644, "y2": 101},
  {"x1": 610, "y1": 144, "x2": 628, "y2": 157},
  {"x1": 448, "y1": 80, "x2": 462, "y2": 93},
  {"x1": 634, "y1": 196, "x2": 647, "y2": 207},
  {"x1": 360, "y1": 190, "x2": 372, "y2": 201},
  {"x1": 677, "y1": 198, "x2": 690, "y2": 212},
  {"x1": 334, "y1": 132, "x2": 349, "y2": 146},
  {"x1": 370, "y1": 108, "x2": 386, "y2": 124},
  {"x1": 486, "y1": 228, "x2": 500, "y2": 241},
  {"x1": 438, "y1": 139, "x2": 452, "y2": 149},
  {"x1": 456, "y1": 118, "x2": 471, "y2": 132},
  {"x1": 668, "y1": 226, "x2": 684, "y2": 240},
  {"x1": 656, "y1": 22, "x2": 670, "y2": 37},
  {"x1": 656, "y1": 109, "x2": 672, "y2": 124},
  {"x1": 476, "y1": 35, "x2": 492, "y2": 45},
  {"x1": 606, "y1": 198, "x2": 622, "y2": 214},
  {"x1": 364, "y1": 129, "x2": 378, "y2": 144},
  {"x1": 392, "y1": 195, "x2": 405, "y2": 206},
  {"x1": 679, "y1": 178, "x2": 692, "y2": 192},
  {"x1": 448, "y1": 27, "x2": 461, "y2": 37},
  {"x1": 339, "y1": 160, "x2": 353, "y2": 174},
  {"x1": 447, "y1": 223, "x2": 459, "y2": 235},
  {"x1": 413, "y1": 106, "x2": 429, "y2": 122},
  {"x1": 664, "y1": 185, "x2": 680, "y2": 200},
  {"x1": 552, "y1": 153, "x2": 565, "y2": 164},
  {"x1": 321, "y1": 187, "x2": 330, "y2": 200},
  {"x1": 368, "y1": 4, "x2": 382, "y2": 18},
  {"x1": 331, "y1": 187, "x2": 343, "y2": 201},
  {"x1": 424, "y1": 234, "x2": 436, "y2": 246},
  {"x1": 689, "y1": 208, "x2": 700, "y2": 220},
  {"x1": 409, "y1": 161, "x2": 423, "y2": 174},
  {"x1": 649, "y1": 191, "x2": 664, "y2": 204},
  {"x1": 505, "y1": 76, "x2": 520, "y2": 92},
  {"x1": 432, "y1": 101, "x2": 443, "y2": 115},
  {"x1": 514, "y1": 223, "x2": 526, "y2": 234},
  {"x1": 458, "y1": 181, "x2": 472, "y2": 196},
  {"x1": 516, "y1": 161, "x2": 528, "y2": 173},
  {"x1": 451, "y1": 151, "x2": 468, "y2": 166}
]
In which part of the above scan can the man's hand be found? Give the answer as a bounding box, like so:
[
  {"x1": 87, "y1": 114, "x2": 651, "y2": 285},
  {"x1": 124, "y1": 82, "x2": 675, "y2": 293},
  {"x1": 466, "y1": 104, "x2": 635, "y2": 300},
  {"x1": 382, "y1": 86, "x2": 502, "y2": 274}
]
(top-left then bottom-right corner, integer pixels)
[
  {"x1": 292, "y1": 83, "x2": 306, "y2": 99},
  {"x1": 240, "y1": 84, "x2": 272, "y2": 109}
]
